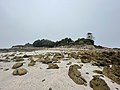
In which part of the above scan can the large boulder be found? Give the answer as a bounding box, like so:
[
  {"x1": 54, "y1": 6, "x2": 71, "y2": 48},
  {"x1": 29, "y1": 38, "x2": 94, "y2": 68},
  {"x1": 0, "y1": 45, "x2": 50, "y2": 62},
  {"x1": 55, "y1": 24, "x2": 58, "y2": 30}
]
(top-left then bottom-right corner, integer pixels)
[
  {"x1": 68, "y1": 64, "x2": 87, "y2": 86},
  {"x1": 12, "y1": 62, "x2": 23, "y2": 69},
  {"x1": 103, "y1": 65, "x2": 120, "y2": 84},
  {"x1": 90, "y1": 75, "x2": 110, "y2": 90},
  {"x1": 12, "y1": 68, "x2": 27, "y2": 76},
  {"x1": 47, "y1": 63, "x2": 59, "y2": 69}
]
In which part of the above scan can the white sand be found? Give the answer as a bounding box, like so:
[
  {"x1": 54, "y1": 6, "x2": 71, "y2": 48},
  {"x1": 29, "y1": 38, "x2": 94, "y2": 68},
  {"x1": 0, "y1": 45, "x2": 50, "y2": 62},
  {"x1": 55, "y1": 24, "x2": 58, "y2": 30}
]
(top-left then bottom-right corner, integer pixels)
[{"x1": 0, "y1": 50, "x2": 120, "y2": 90}]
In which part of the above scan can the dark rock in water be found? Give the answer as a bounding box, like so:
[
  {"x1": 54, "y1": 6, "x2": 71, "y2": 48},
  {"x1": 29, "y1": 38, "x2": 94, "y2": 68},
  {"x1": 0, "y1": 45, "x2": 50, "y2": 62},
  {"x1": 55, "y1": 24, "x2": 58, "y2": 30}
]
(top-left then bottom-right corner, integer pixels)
[
  {"x1": 12, "y1": 68, "x2": 27, "y2": 76},
  {"x1": 12, "y1": 62, "x2": 23, "y2": 69},
  {"x1": 47, "y1": 63, "x2": 59, "y2": 69},
  {"x1": 28, "y1": 60, "x2": 36, "y2": 66},
  {"x1": 103, "y1": 65, "x2": 120, "y2": 85},
  {"x1": 90, "y1": 75, "x2": 110, "y2": 90},
  {"x1": 68, "y1": 64, "x2": 87, "y2": 86}
]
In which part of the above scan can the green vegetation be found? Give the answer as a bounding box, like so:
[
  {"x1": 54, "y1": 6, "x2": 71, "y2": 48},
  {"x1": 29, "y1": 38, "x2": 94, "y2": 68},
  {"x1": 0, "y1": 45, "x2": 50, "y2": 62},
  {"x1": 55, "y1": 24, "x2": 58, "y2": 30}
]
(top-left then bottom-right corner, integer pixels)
[
  {"x1": 33, "y1": 37, "x2": 94, "y2": 47},
  {"x1": 75, "y1": 38, "x2": 94, "y2": 45},
  {"x1": 33, "y1": 39, "x2": 55, "y2": 47}
]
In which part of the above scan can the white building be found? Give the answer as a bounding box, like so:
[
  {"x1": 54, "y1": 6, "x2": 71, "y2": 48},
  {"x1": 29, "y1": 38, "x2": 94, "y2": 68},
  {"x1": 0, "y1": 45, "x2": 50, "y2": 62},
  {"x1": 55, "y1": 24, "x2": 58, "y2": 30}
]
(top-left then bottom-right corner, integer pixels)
[{"x1": 86, "y1": 33, "x2": 94, "y2": 40}]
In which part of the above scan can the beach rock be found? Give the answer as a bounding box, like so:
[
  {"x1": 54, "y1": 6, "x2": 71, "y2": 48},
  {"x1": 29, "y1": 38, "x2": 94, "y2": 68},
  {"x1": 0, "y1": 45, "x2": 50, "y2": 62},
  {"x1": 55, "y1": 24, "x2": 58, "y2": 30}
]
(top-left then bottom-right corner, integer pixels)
[
  {"x1": 47, "y1": 63, "x2": 59, "y2": 69},
  {"x1": 28, "y1": 60, "x2": 36, "y2": 66},
  {"x1": 52, "y1": 52, "x2": 64, "y2": 60},
  {"x1": 36, "y1": 59, "x2": 44, "y2": 62},
  {"x1": 92, "y1": 60, "x2": 109, "y2": 66},
  {"x1": 12, "y1": 62, "x2": 23, "y2": 69},
  {"x1": 90, "y1": 75, "x2": 110, "y2": 90},
  {"x1": 103, "y1": 65, "x2": 120, "y2": 84},
  {"x1": 81, "y1": 55, "x2": 91, "y2": 63},
  {"x1": 42, "y1": 79, "x2": 45, "y2": 82},
  {"x1": 23, "y1": 55, "x2": 31, "y2": 58},
  {"x1": 0, "y1": 59, "x2": 10, "y2": 62},
  {"x1": 12, "y1": 68, "x2": 27, "y2": 76},
  {"x1": 93, "y1": 70, "x2": 103, "y2": 74},
  {"x1": 81, "y1": 59, "x2": 91, "y2": 63},
  {"x1": 70, "y1": 52, "x2": 79, "y2": 59},
  {"x1": 42, "y1": 60, "x2": 52, "y2": 64},
  {"x1": 68, "y1": 64, "x2": 87, "y2": 85}
]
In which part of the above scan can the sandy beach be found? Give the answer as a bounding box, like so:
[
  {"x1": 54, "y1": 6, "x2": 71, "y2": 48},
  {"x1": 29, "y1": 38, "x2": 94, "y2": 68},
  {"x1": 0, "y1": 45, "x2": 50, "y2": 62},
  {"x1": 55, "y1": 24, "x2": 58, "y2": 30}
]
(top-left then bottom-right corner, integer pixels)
[{"x1": 0, "y1": 49, "x2": 120, "y2": 90}]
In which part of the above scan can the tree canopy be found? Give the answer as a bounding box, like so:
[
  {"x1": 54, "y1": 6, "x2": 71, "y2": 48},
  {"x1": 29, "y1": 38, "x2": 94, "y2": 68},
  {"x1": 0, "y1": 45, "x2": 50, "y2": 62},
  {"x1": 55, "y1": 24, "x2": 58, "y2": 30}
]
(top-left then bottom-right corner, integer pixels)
[{"x1": 33, "y1": 37, "x2": 94, "y2": 47}]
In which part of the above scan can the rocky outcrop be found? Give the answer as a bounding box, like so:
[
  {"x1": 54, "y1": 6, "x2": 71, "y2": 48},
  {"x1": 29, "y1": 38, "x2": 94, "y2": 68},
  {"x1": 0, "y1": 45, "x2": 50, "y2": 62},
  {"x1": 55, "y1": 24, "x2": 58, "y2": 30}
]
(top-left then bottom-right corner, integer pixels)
[
  {"x1": 12, "y1": 68, "x2": 27, "y2": 76},
  {"x1": 47, "y1": 63, "x2": 59, "y2": 69},
  {"x1": 90, "y1": 75, "x2": 110, "y2": 90},
  {"x1": 103, "y1": 65, "x2": 120, "y2": 85},
  {"x1": 68, "y1": 64, "x2": 87, "y2": 86},
  {"x1": 12, "y1": 62, "x2": 23, "y2": 69}
]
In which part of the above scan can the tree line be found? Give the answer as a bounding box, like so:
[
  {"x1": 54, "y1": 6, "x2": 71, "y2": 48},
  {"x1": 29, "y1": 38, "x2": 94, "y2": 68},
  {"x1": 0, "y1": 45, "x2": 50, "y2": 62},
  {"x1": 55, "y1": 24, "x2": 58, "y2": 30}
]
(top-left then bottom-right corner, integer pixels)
[{"x1": 33, "y1": 38, "x2": 94, "y2": 48}]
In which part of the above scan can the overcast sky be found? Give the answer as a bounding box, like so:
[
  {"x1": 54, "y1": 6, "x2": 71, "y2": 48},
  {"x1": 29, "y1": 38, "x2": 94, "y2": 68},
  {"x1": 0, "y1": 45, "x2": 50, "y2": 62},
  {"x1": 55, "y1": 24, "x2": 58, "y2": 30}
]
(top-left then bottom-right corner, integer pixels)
[{"x1": 0, "y1": 0, "x2": 120, "y2": 48}]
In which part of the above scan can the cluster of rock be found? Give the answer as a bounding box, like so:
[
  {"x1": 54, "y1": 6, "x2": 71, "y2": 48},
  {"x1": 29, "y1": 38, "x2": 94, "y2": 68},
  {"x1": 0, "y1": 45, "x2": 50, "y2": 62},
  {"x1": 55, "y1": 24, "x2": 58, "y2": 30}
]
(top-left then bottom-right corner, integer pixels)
[
  {"x1": 12, "y1": 62, "x2": 27, "y2": 76},
  {"x1": 0, "y1": 49, "x2": 120, "y2": 90},
  {"x1": 103, "y1": 65, "x2": 120, "y2": 85}
]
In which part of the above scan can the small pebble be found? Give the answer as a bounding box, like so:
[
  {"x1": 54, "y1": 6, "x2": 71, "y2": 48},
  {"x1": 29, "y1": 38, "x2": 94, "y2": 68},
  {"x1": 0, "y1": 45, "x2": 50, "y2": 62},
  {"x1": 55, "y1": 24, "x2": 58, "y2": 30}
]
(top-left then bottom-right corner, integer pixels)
[
  {"x1": 49, "y1": 88, "x2": 52, "y2": 90},
  {"x1": 42, "y1": 79, "x2": 45, "y2": 82},
  {"x1": 4, "y1": 68, "x2": 9, "y2": 71}
]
